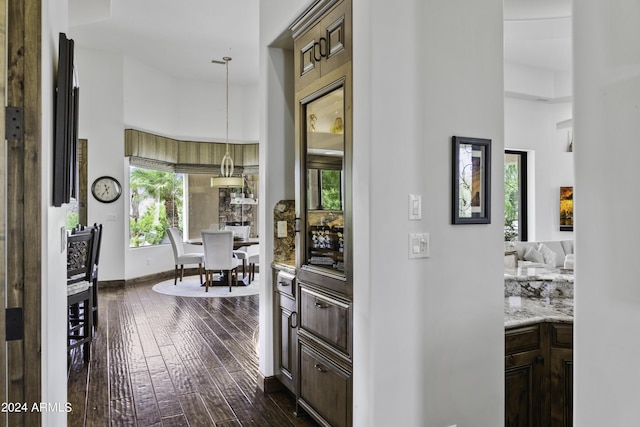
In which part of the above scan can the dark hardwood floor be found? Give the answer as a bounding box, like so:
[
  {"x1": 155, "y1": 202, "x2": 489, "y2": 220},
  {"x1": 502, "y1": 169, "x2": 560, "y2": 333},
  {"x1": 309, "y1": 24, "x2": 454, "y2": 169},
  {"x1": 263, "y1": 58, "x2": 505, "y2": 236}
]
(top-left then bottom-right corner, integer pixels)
[{"x1": 67, "y1": 278, "x2": 318, "y2": 427}]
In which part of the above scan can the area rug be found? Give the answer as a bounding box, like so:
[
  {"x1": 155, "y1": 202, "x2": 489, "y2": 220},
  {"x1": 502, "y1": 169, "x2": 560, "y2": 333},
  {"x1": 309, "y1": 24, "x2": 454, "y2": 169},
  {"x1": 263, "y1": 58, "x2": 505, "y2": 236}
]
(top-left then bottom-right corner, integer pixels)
[{"x1": 152, "y1": 274, "x2": 260, "y2": 298}]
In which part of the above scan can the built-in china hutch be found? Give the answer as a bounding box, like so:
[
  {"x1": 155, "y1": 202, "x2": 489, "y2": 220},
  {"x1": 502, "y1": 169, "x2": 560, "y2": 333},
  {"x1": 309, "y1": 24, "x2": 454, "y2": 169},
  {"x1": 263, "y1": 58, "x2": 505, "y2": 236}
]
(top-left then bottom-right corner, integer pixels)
[{"x1": 272, "y1": 1, "x2": 353, "y2": 426}]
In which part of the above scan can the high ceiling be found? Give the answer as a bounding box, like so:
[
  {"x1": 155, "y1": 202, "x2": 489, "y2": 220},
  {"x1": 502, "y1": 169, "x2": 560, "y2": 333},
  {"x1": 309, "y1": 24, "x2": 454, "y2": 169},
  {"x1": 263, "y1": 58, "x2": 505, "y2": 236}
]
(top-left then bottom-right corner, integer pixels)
[
  {"x1": 69, "y1": 0, "x2": 260, "y2": 85},
  {"x1": 69, "y1": 0, "x2": 572, "y2": 86},
  {"x1": 504, "y1": 0, "x2": 572, "y2": 72}
]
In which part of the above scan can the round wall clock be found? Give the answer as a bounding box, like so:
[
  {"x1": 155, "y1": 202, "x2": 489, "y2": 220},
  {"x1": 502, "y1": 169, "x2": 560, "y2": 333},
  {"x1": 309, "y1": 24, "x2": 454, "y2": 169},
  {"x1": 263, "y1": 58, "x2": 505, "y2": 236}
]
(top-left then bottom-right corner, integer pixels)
[{"x1": 91, "y1": 176, "x2": 122, "y2": 203}]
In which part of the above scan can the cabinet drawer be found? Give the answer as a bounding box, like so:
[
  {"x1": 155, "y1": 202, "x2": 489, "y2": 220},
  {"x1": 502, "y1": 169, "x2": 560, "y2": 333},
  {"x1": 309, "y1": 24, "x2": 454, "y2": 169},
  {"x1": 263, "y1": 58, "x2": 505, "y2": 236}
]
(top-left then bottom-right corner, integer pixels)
[
  {"x1": 276, "y1": 270, "x2": 296, "y2": 298},
  {"x1": 550, "y1": 323, "x2": 573, "y2": 349},
  {"x1": 506, "y1": 324, "x2": 541, "y2": 355},
  {"x1": 299, "y1": 284, "x2": 351, "y2": 356},
  {"x1": 299, "y1": 341, "x2": 351, "y2": 427}
]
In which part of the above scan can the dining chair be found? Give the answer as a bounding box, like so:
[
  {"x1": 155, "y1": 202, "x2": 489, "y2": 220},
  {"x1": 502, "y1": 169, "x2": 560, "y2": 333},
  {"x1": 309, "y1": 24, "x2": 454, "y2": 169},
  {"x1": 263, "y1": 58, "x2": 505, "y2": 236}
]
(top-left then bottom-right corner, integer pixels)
[
  {"x1": 232, "y1": 245, "x2": 251, "y2": 282},
  {"x1": 246, "y1": 244, "x2": 260, "y2": 283},
  {"x1": 167, "y1": 227, "x2": 204, "y2": 286},
  {"x1": 67, "y1": 228, "x2": 96, "y2": 362},
  {"x1": 71, "y1": 223, "x2": 103, "y2": 326},
  {"x1": 201, "y1": 230, "x2": 241, "y2": 292}
]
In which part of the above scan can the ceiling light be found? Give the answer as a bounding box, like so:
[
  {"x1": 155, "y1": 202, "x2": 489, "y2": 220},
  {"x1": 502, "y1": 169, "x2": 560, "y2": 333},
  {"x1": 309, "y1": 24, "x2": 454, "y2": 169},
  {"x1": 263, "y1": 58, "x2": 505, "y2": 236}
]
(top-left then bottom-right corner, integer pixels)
[{"x1": 211, "y1": 56, "x2": 244, "y2": 189}]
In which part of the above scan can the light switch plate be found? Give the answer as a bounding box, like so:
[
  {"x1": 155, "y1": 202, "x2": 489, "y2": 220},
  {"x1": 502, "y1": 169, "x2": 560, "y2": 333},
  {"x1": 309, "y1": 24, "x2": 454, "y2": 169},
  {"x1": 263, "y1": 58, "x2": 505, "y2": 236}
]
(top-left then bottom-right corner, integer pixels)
[
  {"x1": 409, "y1": 194, "x2": 421, "y2": 220},
  {"x1": 277, "y1": 221, "x2": 287, "y2": 238},
  {"x1": 408, "y1": 233, "x2": 430, "y2": 259}
]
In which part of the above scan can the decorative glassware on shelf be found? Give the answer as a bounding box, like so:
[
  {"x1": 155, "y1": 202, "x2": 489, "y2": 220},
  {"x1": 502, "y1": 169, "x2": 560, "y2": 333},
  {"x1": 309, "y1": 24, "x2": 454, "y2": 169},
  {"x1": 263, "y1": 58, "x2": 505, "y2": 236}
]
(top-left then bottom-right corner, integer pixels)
[{"x1": 303, "y1": 85, "x2": 345, "y2": 272}]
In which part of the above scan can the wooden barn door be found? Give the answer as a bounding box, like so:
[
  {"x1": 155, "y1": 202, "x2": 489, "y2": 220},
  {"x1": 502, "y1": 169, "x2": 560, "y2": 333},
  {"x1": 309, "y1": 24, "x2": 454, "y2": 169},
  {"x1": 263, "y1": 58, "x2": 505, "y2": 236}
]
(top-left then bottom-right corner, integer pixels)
[
  {"x1": 5, "y1": 0, "x2": 43, "y2": 426},
  {"x1": 0, "y1": 0, "x2": 7, "y2": 424}
]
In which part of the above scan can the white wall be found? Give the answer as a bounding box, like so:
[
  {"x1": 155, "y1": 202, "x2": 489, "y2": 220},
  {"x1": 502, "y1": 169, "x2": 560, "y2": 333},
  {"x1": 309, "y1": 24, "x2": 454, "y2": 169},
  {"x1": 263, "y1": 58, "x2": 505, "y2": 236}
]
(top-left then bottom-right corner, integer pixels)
[
  {"x1": 123, "y1": 56, "x2": 179, "y2": 137},
  {"x1": 42, "y1": 0, "x2": 71, "y2": 425},
  {"x1": 574, "y1": 1, "x2": 640, "y2": 425},
  {"x1": 71, "y1": 45, "x2": 260, "y2": 280},
  {"x1": 261, "y1": 0, "x2": 505, "y2": 425},
  {"x1": 74, "y1": 47, "x2": 126, "y2": 281},
  {"x1": 365, "y1": 0, "x2": 505, "y2": 424},
  {"x1": 505, "y1": 97, "x2": 573, "y2": 241},
  {"x1": 258, "y1": 0, "x2": 302, "y2": 378}
]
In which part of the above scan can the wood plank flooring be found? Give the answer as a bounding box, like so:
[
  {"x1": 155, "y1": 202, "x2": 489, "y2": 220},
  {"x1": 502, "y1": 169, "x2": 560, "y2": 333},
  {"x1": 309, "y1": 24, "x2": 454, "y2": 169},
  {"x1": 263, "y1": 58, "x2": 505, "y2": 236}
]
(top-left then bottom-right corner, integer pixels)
[{"x1": 67, "y1": 279, "x2": 318, "y2": 427}]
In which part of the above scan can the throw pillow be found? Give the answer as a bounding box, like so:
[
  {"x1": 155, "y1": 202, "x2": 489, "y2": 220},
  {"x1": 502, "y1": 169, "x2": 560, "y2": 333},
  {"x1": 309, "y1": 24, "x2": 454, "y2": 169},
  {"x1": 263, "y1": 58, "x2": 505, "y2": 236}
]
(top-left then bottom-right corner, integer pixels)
[
  {"x1": 538, "y1": 243, "x2": 558, "y2": 266},
  {"x1": 523, "y1": 246, "x2": 544, "y2": 264}
]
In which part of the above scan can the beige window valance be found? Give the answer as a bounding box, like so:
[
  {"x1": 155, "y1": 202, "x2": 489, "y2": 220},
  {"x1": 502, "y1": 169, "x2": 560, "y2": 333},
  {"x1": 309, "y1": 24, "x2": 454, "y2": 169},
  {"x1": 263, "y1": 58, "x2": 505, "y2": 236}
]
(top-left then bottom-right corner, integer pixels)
[{"x1": 125, "y1": 129, "x2": 259, "y2": 175}]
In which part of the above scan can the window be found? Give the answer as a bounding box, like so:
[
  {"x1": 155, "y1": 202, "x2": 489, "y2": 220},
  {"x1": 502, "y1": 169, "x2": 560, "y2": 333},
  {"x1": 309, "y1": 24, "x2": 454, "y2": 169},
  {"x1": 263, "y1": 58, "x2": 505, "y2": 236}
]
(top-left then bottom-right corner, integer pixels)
[
  {"x1": 504, "y1": 150, "x2": 528, "y2": 241},
  {"x1": 129, "y1": 167, "x2": 184, "y2": 247}
]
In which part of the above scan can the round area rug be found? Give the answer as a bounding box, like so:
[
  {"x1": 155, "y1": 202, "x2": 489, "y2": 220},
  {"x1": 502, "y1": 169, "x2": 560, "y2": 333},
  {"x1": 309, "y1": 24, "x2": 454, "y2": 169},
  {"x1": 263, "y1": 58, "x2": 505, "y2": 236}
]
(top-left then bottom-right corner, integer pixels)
[{"x1": 152, "y1": 274, "x2": 260, "y2": 298}]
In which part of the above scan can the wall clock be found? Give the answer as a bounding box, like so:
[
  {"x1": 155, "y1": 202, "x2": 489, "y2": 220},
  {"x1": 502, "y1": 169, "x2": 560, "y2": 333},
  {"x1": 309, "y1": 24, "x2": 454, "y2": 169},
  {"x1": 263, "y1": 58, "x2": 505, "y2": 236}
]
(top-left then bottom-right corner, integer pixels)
[{"x1": 91, "y1": 176, "x2": 122, "y2": 203}]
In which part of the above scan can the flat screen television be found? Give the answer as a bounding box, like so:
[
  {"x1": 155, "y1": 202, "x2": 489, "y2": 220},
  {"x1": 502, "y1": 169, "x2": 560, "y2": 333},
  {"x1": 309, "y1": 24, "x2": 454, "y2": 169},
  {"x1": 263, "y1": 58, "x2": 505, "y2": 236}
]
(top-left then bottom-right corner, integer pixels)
[{"x1": 53, "y1": 32, "x2": 79, "y2": 207}]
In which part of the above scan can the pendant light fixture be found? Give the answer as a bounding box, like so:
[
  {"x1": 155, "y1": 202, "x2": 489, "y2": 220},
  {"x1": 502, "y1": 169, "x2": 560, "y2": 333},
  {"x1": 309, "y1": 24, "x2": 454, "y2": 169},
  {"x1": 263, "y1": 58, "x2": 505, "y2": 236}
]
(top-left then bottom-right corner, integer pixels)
[{"x1": 211, "y1": 56, "x2": 244, "y2": 188}]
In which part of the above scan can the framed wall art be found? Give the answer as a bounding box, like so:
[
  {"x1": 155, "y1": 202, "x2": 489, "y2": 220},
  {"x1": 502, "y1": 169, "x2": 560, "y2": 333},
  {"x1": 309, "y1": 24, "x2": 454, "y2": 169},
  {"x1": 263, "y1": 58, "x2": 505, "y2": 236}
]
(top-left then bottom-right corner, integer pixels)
[
  {"x1": 560, "y1": 186, "x2": 573, "y2": 231},
  {"x1": 452, "y1": 136, "x2": 491, "y2": 224}
]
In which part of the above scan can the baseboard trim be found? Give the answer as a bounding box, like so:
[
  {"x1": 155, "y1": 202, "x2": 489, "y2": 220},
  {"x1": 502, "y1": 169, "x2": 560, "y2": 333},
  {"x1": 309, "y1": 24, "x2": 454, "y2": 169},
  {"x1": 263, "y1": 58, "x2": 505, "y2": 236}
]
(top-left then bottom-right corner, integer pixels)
[
  {"x1": 98, "y1": 279, "x2": 125, "y2": 288},
  {"x1": 260, "y1": 374, "x2": 286, "y2": 393},
  {"x1": 100, "y1": 265, "x2": 259, "y2": 288}
]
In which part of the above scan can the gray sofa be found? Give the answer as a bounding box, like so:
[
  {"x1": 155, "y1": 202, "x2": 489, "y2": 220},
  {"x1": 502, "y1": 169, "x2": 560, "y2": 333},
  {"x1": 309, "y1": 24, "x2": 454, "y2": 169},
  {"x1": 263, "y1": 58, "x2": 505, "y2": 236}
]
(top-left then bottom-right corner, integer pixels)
[{"x1": 512, "y1": 240, "x2": 574, "y2": 270}]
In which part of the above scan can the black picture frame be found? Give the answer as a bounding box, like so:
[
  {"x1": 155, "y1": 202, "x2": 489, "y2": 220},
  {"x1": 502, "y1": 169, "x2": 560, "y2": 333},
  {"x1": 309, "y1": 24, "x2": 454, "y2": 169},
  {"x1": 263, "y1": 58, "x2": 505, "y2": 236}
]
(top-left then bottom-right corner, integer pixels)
[
  {"x1": 53, "y1": 33, "x2": 79, "y2": 207},
  {"x1": 452, "y1": 136, "x2": 491, "y2": 224}
]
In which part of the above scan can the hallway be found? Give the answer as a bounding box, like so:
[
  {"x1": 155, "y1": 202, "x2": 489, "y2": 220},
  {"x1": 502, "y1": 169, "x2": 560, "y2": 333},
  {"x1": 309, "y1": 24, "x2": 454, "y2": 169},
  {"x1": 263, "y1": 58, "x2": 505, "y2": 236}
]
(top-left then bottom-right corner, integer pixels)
[{"x1": 67, "y1": 279, "x2": 317, "y2": 426}]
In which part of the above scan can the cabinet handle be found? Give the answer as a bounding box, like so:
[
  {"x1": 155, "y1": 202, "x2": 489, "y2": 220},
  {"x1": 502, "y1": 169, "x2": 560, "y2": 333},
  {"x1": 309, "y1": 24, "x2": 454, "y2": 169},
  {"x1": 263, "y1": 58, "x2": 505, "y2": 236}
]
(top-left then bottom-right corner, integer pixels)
[
  {"x1": 290, "y1": 311, "x2": 298, "y2": 328},
  {"x1": 536, "y1": 356, "x2": 544, "y2": 364},
  {"x1": 313, "y1": 41, "x2": 322, "y2": 62},
  {"x1": 314, "y1": 301, "x2": 329, "y2": 309},
  {"x1": 318, "y1": 37, "x2": 327, "y2": 58},
  {"x1": 313, "y1": 38, "x2": 328, "y2": 62},
  {"x1": 278, "y1": 281, "x2": 290, "y2": 286},
  {"x1": 314, "y1": 363, "x2": 328, "y2": 373}
]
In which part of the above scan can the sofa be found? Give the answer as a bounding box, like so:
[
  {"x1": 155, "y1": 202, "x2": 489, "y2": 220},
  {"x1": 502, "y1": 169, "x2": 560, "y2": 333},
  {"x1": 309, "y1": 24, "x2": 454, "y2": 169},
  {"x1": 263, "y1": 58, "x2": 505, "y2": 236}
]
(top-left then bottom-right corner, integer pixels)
[{"x1": 512, "y1": 240, "x2": 574, "y2": 270}]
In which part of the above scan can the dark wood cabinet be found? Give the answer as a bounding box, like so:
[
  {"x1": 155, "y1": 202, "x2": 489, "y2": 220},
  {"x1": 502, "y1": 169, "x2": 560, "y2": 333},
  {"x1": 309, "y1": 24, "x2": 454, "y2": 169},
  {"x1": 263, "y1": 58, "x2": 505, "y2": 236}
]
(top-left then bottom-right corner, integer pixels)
[
  {"x1": 292, "y1": 0, "x2": 351, "y2": 91},
  {"x1": 274, "y1": 269, "x2": 297, "y2": 394},
  {"x1": 272, "y1": 1, "x2": 353, "y2": 426},
  {"x1": 549, "y1": 324, "x2": 573, "y2": 427},
  {"x1": 505, "y1": 322, "x2": 573, "y2": 427},
  {"x1": 298, "y1": 339, "x2": 352, "y2": 427},
  {"x1": 505, "y1": 324, "x2": 546, "y2": 427}
]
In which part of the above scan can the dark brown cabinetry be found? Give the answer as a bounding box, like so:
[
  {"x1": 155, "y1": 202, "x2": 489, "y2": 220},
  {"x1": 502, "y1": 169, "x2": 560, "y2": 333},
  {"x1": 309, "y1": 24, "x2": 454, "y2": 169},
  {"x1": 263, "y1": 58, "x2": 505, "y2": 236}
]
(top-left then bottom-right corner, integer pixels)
[
  {"x1": 273, "y1": 1, "x2": 353, "y2": 426},
  {"x1": 292, "y1": 0, "x2": 351, "y2": 90},
  {"x1": 505, "y1": 322, "x2": 573, "y2": 427},
  {"x1": 274, "y1": 270, "x2": 297, "y2": 394}
]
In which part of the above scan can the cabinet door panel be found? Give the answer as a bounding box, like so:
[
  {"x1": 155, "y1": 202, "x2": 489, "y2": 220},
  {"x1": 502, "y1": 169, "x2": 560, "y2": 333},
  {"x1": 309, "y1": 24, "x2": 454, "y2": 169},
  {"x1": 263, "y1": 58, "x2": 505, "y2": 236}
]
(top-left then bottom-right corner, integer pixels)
[
  {"x1": 276, "y1": 292, "x2": 297, "y2": 393},
  {"x1": 550, "y1": 348, "x2": 573, "y2": 427},
  {"x1": 294, "y1": 27, "x2": 322, "y2": 91},
  {"x1": 299, "y1": 341, "x2": 351, "y2": 427},
  {"x1": 299, "y1": 285, "x2": 351, "y2": 356},
  {"x1": 319, "y1": 0, "x2": 351, "y2": 76},
  {"x1": 505, "y1": 350, "x2": 545, "y2": 427}
]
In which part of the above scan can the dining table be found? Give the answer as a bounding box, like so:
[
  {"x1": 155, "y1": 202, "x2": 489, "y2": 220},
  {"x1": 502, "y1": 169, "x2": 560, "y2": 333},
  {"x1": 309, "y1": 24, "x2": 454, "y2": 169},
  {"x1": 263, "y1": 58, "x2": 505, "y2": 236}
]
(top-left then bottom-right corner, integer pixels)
[
  {"x1": 187, "y1": 237, "x2": 259, "y2": 250},
  {"x1": 187, "y1": 237, "x2": 259, "y2": 284}
]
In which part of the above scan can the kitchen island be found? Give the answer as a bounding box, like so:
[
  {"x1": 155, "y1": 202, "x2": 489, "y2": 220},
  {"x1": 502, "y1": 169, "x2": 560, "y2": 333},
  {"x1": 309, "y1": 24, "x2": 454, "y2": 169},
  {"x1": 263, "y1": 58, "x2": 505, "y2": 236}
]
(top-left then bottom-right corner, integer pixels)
[{"x1": 505, "y1": 268, "x2": 573, "y2": 427}]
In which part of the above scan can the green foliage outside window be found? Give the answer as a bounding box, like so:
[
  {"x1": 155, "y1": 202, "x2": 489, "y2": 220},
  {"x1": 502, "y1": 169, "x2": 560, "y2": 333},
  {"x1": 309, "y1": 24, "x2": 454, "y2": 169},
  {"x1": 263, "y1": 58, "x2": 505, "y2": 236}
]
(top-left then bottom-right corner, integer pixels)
[
  {"x1": 504, "y1": 163, "x2": 519, "y2": 241},
  {"x1": 130, "y1": 167, "x2": 184, "y2": 247},
  {"x1": 321, "y1": 169, "x2": 342, "y2": 211},
  {"x1": 130, "y1": 203, "x2": 170, "y2": 247}
]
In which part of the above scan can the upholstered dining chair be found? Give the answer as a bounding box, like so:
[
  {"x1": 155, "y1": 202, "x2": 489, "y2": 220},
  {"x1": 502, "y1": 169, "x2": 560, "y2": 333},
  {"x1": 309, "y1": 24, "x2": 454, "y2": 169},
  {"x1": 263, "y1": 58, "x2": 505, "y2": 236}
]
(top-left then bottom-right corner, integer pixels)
[
  {"x1": 201, "y1": 230, "x2": 241, "y2": 292},
  {"x1": 246, "y1": 244, "x2": 260, "y2": 284},
  {"x1": 167, "y1": 227, "x2": 204, "y2": 286}
]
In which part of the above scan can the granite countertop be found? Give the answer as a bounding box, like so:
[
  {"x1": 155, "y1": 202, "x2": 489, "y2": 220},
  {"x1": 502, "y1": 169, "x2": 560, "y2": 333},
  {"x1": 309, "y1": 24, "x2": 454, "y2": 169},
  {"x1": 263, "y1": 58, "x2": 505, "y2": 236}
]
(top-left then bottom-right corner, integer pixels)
[
  {"x1": 272, "y1": 261, "x2": 296, "y2": 275},
  {"x1": 505, "y1": 296, "x2": 574, "y2": 328},
  {"x1": 504, "y1": 267, "x2": 574, "y2": 283}
]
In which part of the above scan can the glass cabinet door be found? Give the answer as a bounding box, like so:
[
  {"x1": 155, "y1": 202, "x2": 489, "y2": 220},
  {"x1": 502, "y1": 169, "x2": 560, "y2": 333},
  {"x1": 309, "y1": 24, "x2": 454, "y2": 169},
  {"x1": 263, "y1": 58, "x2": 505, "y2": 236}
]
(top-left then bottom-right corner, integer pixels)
[{"x1": 303, "y1": 85, "x2": 345, "y2": 273}]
